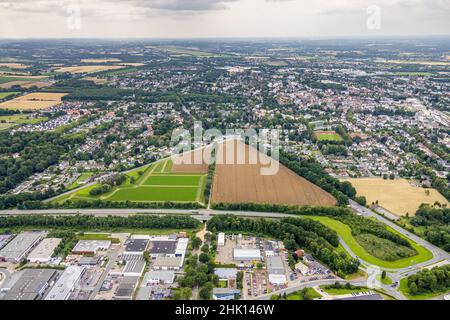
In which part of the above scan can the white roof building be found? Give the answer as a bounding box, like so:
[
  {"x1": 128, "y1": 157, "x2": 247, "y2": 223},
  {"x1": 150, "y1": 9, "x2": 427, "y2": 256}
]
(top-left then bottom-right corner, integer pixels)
[
  {"x1": 268, "y1": 274, "x2": 287, "y2": 286},
  {"x1": 45, "y1": 266, "x2": 85, "y2": 300},
  {"x1": 0, "y1": 231, "x2": 46, "y2": 263},
  {"x1": 295, "y1": 261, "x2": 309, "y2": 275},
  {"x1": 233, "y1": 248, "x2": 261, "y2": 261},
  {"x1": 72, "y1": 240, "x2": 111, "y2": 254},
  {"x1": 218, "y1": 233, "x2": 225, "y2": 246},
  {"x1": 143, "y1": 270, "x2": 175, "y2": 285},
  {"x1": 175, "y1": 238, "x2": 189, "y2": 257},
  {"x1": 28, "y1": 238, "x2": 61, "y2": 263}
]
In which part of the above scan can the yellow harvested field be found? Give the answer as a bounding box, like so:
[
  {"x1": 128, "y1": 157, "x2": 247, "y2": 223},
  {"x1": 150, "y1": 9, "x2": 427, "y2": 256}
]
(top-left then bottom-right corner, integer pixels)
[
  {"x1": 55, "y1": 65, "x2": 125, "y2": 74},
  {"x1": 0, "y1": 63, "x2": 30, "y2": 69},
  {"x1": 81, "y1": 58, "x2": 121, "y2": 63},
  {"x1": 211, "y1": 140, "x2": 336, "y2": 206},
  {"x1": 344, "y1": 178, "x2": 449, "y2": 216},
  {"x1": 0, "y1": 92, "x2": 67, "y2": 110},
  {"x1": 118, "y1": 62, "x2": 145, "y2": 67}
]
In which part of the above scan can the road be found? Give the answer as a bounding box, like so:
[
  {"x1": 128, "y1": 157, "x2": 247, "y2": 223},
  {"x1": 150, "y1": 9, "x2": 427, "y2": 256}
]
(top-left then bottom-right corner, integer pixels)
[
  {"x1": 89, "y1": 245, "x2": 120, "y2": 300},
  {"x1": 349, "y1": 200, "x2": 450, "y2": 265},
  {"x1": 1, "y1": 204, "x2": 449, "y2": 300},
  {"x1": 250, "y1": 279, "x2": 368, "y2": 300},
  {"x1": 0, "y1": 269, "x2": 10, "y2": 289}
]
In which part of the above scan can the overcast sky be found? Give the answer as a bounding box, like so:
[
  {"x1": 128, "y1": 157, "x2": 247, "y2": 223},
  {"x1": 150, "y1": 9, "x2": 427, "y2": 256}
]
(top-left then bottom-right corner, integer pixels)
[{"x1": 0, "y1": 0, "x2": 449, "y2": 38}]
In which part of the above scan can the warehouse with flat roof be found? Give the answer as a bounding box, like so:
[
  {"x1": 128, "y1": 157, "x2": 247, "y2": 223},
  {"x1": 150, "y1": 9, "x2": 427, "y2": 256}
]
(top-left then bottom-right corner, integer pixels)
[
  {"x1": 0, "y1": 231, "x2": 46, "y2": 263},
  {"x1": 124, "y1": 238, "x2": 149, "y2": 255},
  {"x1": 72, "y1": 240, "x2": 111, "y2": 255},
  {"x1": 28, "y1": 238, "x2": 61, "y2": 264},
  {"x1": 143, "y1": 270, "x2": 175, "y2": 285},
  {"x1": 45, "y1": 266, "x2": 85, "y2": 300},
  {"x1": 123, "y1": 257, "x2": 146, "y2": 277},
  {"x1": 1, "y1": 269, "x2": 58, "y2": 301},
  {"x1": 149, "y1": 240, "x2": 177, "y2": 257},
  {"x1": 152, "y1": 256, "x2": 183, "y2": 270},
  {"x1": 233, "y1": 248, "x2": 261, "y2": 261}
]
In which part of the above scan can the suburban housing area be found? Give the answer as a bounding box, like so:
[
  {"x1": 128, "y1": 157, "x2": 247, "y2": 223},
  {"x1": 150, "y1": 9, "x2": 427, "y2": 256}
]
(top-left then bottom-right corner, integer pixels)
[{"x1": 0, "y1": 38, "x2": 449, "y2": 302}]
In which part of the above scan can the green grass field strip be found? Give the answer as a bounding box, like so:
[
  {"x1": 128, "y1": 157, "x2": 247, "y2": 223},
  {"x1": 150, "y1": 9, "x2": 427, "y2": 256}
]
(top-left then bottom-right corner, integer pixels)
[
  {"x1": 319, "y1": 285, "x2": 369, "y2": 295},
  {"x1": 0, "y1": 92, "x2": 19, "y2": 99},
  {"x1": 399, "y1": 278, "x2": 450, "y2": 300},
  {"x1": 196, "y1": 175, "x2": 207, "y2": 204},
  {"x1": 287, "y1": 287, "x2": 322, "y2": 300},
  {"x1": 163, "y1": 159, "x2": 173, "y2": 173},
  {"x1": 0, "y1": 76, "x2": 47, "y2": 84},
  {"x1": 68, "y1": 172, "x2": 93, "y2": 189},
  {"x1": 376, "y1": 274, "x2": 393, "y2": 285},
  {"x1": 143, "y1": 174, "x2": 202, "y2": 186},
  {"x1": 106, "y1": 186, "x2": 199, "y2": 202},
  {"x1": 306, "y1": 216, "x2": 433, "y2": 269}
]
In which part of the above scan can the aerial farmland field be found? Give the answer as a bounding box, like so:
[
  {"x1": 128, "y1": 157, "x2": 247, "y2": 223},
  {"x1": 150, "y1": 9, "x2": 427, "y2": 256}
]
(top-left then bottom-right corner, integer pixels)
[
  {"x1": 55, "y1": 65, "x2": 125, "y2": 74},
  {"x1": 0, "y1": 92, "x2": 67, "y2": 110},
  {"x1": 210, "y1": 140, "x2": 337, "y2": 206},
  {"x1": 51, "y1": 158, "x2": 207, "y2": 204},
  {"x1": 344, "y1": 178, "x2": 449, "y2": 216}
]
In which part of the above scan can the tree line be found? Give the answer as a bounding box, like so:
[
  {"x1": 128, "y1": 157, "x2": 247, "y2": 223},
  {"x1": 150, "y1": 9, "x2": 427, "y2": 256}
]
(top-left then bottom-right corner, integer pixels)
[
  {"x1": 211, "y1": 204, "x2": 412, "y2": 250},
  {"x1": 406, "y1": 264, "x2": 450, "y2": 296},
  {"x1": 207, "y1": 214, "x2": 360, "y2": 277},
  {"x1": 410, "y1": 205, "x2": 450, "y2": 252},
  {"x1": 0, "y1": 214, "x2": 201, "y2": 230}
]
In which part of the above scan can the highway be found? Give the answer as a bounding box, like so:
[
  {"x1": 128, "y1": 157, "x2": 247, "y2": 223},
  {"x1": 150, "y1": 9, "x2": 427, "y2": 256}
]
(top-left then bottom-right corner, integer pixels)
[{"x1": 1, "y1": 203, "x2": 449, "y2": 300}]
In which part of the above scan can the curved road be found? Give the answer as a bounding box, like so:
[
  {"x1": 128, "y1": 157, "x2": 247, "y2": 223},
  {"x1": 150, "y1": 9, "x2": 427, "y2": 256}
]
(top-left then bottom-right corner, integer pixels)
[{"x1": 1, "y1": 204, "x2": 448, "y2": 299}]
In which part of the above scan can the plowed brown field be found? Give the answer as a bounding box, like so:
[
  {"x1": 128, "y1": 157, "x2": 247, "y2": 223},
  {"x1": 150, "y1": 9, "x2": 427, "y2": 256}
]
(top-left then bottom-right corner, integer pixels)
[
  {"x1": 171, "y1": 145, "x2": 213, "y2": 173},
  {"x1": 210, "y1": 140, "x2": 336, "y2": 206}
]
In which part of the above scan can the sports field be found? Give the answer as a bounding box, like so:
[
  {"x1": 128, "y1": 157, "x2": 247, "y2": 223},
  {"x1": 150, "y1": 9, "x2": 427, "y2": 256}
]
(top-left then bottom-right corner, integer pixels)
[
  {"x1": 315, "y1": 131, "x2": 343, "y2": 142},
  {"x1": 343, "y1": 178, "x2": 449, "y2": 216},
  {"x1": 52, "y1": 158, "x2": 208, "y2": 204}
]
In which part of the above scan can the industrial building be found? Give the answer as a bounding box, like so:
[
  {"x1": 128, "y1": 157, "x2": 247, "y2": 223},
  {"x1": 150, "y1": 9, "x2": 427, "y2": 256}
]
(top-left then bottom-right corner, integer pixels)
[
  {"x1": 124, "y1": 238, "x2": 149, "y2": 255},
  {"x1": 218, "y1": 233, "x2": 225, "y2": 246},
  {"x1": 214, "y1": 268, "x2": 238, "y2": 281},
  {"x1": 0, "y1": 235, "x2": 12, "y2": 250},
  {"x1": 1, "y1": 269, "x2": 58, "y2": 301},
  {"x1": 267, "y1": 256, "x2": 287, "y2": 285},
  {"x1": 45, "y1": 266, "x2": 85, "y2": 300},
  {"x1": 175, "y1": 238, "x2": 188, "y2": 258},
  {"x1": 0, "y1": 231, "x2": 46, "y2": 263},
  {"x1": 115, "y1": 276, "x2": 140, "y2": 300},
  {"x1": 122, "y1": 255, "x2": 146, "y2": 277},
  {"x1": 77, "y1": 256, "x2": 101, "y2": 266},
  {"x1": 28, "y1": 238, "x2": 61, "y2": 264},
  {"x1": 149, "y1": 240, "x2": 177, "y2": 258},
  {"x1": 152, "y1": 256, "x2": 183, "y2": 270},
  {"x1": 143, "y1": 270, "x2": 175, "y2": 285},
  {"x1": 233, "y1": 248, "x2": 262, "y2": 261},
  {"x1": 212, "y1": 288, "x2": 240, "y2": 300},
  {"x1": 295, "y1": 261, "x2": 309, "y2": 275},
  {"x1": 72, "y1": 240, "x2": 111, "y2": 255}
]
